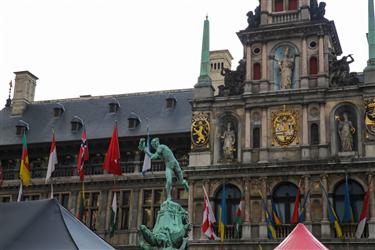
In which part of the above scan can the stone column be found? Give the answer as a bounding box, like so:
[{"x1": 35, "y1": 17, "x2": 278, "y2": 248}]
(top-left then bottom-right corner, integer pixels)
[
  {"x1": 317, "y1": 35, "x2": 328, "y2": 88},
  {"x1": 260, "y1": 43, "x2": 268, "y2": 92},
  {"x1": 244, "y1": 46, "x2": 253, "y2": 94},
  {"x1": 259, "y1": 108, "x2": 268, "y2": 162},
  {"x1": 259, "y1": 177, "x2": 268, "y2": 239},
  {"x1": 188, "y1": 181, "x2": 195, "y2": 240},
  {"x1": 129, "y1": 189, "x2": 140, "y2": 245},
  {"x1": 301, "y1": 37, "x2": 309, "y2": 88},
  {"x1": 321, "y1": 175, "x2": 331, "y2": 238},
  {"x1": 302, "y1": 105, "x2": 310, "y2": 160},
  {"x1": 242, "y1": 178, "x2": 252, "y2": 240},
  {"x1": 304, "y1": 175, "x2": 312, "y2": 231},
  {"x1": 319, "y1": 103, "x2": 328, "y2": 159},
  {"x1": 97, "y1": 189, "x2": 109, "y2": 232},
  {"x1": 368, "y1": 174, "x2": 375, "y2": 238},
  {"x1": 318, "y1": 36, "x2": 324, "y2": 74},
  {"x1": 244, "y1": 110, "x2": 251, "y2": 163}
]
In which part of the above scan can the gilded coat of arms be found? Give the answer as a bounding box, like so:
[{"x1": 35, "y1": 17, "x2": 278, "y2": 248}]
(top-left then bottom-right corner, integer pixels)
[
  {"x1": 191, "y1": 113, "x2": 210, "y2": 149},
  {"x1": 272, "y1": 106, "x2": 299, "y2": 146},
  {"x1": 365, "y1": 98, "x2": 375, "y2": 135}
]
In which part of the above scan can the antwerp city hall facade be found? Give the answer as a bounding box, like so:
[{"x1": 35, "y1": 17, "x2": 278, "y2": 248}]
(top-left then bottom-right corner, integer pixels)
[{"x1": 2, "y1": 1, "x2": 375, "y2": 249}]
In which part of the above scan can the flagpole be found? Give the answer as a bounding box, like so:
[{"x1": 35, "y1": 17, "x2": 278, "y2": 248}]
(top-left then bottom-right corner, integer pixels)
[
  {"x1": 50, "y1": 180, "x2": 54, "y2": 199},
  {"x1": 17, "y1": 180, "x2": 23, "y2": 202}
]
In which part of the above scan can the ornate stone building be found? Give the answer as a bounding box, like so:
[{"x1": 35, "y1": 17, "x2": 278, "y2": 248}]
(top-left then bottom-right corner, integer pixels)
[{"x1": 1, "y1": 1, "x2": 375, "y2": 249}]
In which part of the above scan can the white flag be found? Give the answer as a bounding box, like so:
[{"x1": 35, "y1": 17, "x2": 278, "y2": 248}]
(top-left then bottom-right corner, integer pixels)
[
  {"x1": 201, "y1": 186, "x2": 219, "y2": 240},
  {"x1": 141, "y1": 126, "x2": 151, "y2": 175},
  {"x1": 17, "y1": 182, "x2": 23, "y2": 202},
  {"x1": 46, "y1": 131, "x2": 58, "y2": 183}
]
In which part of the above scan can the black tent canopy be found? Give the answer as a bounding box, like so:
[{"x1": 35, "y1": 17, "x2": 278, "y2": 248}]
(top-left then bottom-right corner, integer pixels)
[{"x1": 0, "y1": 199, "x2": 115, "y2": 250}]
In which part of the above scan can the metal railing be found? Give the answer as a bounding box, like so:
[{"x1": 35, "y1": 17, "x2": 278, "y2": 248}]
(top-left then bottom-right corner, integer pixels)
[
  {"x1": 275, "y1": 224, "x2": 295, "y2": 238},
  {"x1": 340, "y1": 223, "x2": 369, "y2": 239},
  {"x1": 2, "y1": 158, "x2": 188, "y2": 181},
  {"x1": 213, "y1": 225, "x2": 241, "y2": 240}
]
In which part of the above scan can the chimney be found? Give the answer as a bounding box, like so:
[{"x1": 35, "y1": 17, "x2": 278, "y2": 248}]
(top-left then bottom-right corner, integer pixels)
[{"x1": 11, "y1": 71, "x2": 38, "y2": 116}]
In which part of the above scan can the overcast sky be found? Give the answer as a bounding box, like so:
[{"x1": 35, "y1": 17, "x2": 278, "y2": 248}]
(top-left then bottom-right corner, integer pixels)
[{"x1": 0, "y1": 0, "x2": 369, "y2": 103}]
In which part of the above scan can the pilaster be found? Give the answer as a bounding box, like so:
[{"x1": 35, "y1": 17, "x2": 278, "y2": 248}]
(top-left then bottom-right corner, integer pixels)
[
  {"x1": 188, "y1": 181, "x2": 195, "y2": 240},
  {"x1": 242, "y1": 178, "x2": 252, "y2": 240},
  {"x1": 321, "y1": 175, "x2": 331, "y2": 238}
]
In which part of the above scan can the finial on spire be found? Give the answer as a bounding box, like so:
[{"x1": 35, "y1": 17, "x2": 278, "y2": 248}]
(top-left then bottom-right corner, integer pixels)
[{"x1": 5, "y1": 80, "x2": 12, "y2": 108}]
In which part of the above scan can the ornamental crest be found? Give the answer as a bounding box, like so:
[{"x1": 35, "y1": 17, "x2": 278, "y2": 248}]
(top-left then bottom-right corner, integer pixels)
[
  {"x1": 365, "y1": 98, "x2": 375, "y2": 135},
  {"x1": 191, "y1": 112, "x2": 210, "y2": 150},
  {"x1": 272, "y1": 106, "x2": 299, "y2": 146}
]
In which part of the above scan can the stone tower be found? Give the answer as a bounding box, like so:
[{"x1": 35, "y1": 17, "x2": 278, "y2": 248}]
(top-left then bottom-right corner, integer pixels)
[
  {"x1": 11, "y1": 71, "x2": 38, "y2": 116},
  {"x1": 209, "y1": 50, "x2": 233, "y2": 95}
]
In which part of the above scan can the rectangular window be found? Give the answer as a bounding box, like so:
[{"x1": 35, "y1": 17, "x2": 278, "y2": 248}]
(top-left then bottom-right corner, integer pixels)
[
  {"x1": 53, "y1": 193, "x2": 70, "y2": 209},
  {"x1": 0, "y1": 196, "x2": 11, "y2": 203},
  {"x1": 82, "y1": 192, "x2": 100, "y2": 231},
  {"x1": 111, "y1": 190, "x2": 131, "y2": 230},
  {"x1": 275, "y1": 0, "x2": 284, "y2": 12},
  {"x1": 142, "y1": 189, "x2": 163, "y2": 228},
  {"x1": 23, "y1": 194, "x2": 40, "y2": 201}
]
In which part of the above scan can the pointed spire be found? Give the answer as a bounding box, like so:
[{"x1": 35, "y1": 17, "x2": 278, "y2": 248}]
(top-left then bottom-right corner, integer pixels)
[
  {"x1": 368, "y1": 0, "x2": 375, "y2": 62},
  {"x1": 195, "y1": 16, "x2": 212, "y2": 88}
]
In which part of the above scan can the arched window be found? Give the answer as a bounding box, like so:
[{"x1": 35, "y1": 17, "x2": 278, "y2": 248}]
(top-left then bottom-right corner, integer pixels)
[
  {"x1": 214, "y1": 184, "x2": 241, "y2": 225},
  {"x1": 309, "y1": 57, "x2": 318, "y2": 75},
  {"x1": 334, "y1": 179, "x2": 364, "y2": 222},
  {"x1": 275, "y1": 0, "x2": 284, "y2": 12},
  {"x1": 273, "y1": 183, "x2": 298, "y2": 224},
  {"x1": 253, "y1": 63, "x2": 261, "y2": 80},
  {"x1": 253, "y1": 127, "x2": 260, "y2": 148},
  {"x1": 310, "y1": 123, "x2": 319, "y2": 145},
  {"x1": 288, "y1": 0, "x2": 298, "y2": 10}
]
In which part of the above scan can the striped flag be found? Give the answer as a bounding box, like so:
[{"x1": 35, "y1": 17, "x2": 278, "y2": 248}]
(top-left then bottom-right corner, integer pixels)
[
  {"x1": 201, "y1": 186, "x2": 219, "y2": 240},
  {"x1": 218, "y1": 184, "x2": 227, "y2": 242},
  {"x1": 77, "y1": 129, "x2": 89, "y2": 181},
  {"x1": 45, "y1": 130, "x2": 57, "y2": 183},
  {"x1": 259, "y1": 190, "x2": 276, "y2": 239},
  {"x1": 321, "y1": 181, "x2": 343, "y2": 238},
  {"x1": 109, "y1": 192, "x2": 118, "y2": 237},
  {"x1": 342, "y1": 175, "x2": 354, "y2": 223},
  {"x1": 19, "y1": 132, "x2": 30, "y2": 186},
  {"x1": 235, "y1": 197, "x2": 244, "y2": 236},
  {"x1": 355, "y1": 181, "x2": 371, "y2": 238},
  {"x1": 271, "y1": 201, "x2": 282, "y2": 225}
]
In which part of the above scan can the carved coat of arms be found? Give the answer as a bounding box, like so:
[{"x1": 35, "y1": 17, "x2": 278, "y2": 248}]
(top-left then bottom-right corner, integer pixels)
[
  {"x1": 191, "y1": 113, "x2": 210, "y2": 149},
  {"x1": 365, "y1": 98, "x2": 375, "y2": 135},
  {"x1": 272, "y1": 107, "x2": 299, "y2": 146}
]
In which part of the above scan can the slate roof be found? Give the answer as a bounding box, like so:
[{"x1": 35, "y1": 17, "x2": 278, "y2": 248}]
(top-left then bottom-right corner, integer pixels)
[{"x1": 0, "y1": 89, "x2": 193, "y2": 146}]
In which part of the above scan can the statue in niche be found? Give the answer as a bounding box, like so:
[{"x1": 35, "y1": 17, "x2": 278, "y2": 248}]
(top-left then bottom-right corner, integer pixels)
[
  {"x1": 336, "y1": 113, "x2": 355, "y2": 152},
  {"x1": 329, "y1": 54, "x2": 359, "y2": 86},
  {"x1": 246, "y1": 1, "x2": 260, "y2": 29},
  {"x1": 218, "y1": 59, "x2": 246, "y2": 96},
  {"x1": 276, "y1": 47, "x2": 295, "y2": 90},
  {"x1": 310, "y1": 0, "x2": 327, "y2": 21},
  {"x1": 220, "y1": 122, "x2": 236, "y2": 160}
]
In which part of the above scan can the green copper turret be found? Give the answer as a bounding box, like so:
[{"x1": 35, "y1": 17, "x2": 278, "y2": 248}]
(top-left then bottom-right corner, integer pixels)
[
  {"x1": 369, "y1": 0, "x2": 375, "y2": 64},
  {"x1": 195, "y1": 16, "x2": 212, "y2": 87}
]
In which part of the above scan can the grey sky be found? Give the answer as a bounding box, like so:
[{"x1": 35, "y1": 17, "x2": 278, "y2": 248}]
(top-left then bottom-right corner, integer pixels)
[{"x1": 0, "y1": 0, "x2": 368, "y2": 103}]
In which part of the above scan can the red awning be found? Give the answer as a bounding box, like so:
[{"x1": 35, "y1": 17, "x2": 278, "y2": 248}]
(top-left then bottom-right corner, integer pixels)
[{"x1": 274, "y1": 223, "x2": 329, "y2": 250}]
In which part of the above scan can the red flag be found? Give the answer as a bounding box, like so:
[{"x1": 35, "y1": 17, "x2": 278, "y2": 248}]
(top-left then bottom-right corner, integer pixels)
[
  {"x1": 291, "y1": 181, "x2": 301, "y2": 224},
  {"x1": 77, "y1": 130, "x2": 89, "y2": 181},
  {"x1": 103, "y1": 126, "x2": 122, "y2": 175},
  {"x1": 355, "y1": 182, "x2": 371, "y2": 238}
]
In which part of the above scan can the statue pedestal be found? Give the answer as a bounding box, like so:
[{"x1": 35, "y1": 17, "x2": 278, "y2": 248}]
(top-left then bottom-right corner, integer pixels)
[{"x1": 138, "y1": 200, "x2": 191, "y2": 250}]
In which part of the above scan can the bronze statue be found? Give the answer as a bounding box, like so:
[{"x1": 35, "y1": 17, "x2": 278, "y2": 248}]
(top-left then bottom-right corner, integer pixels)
[
  {"x1": 218, "y1": 59, "x2": 246, "y2": 96},
  {"x1": 138, "y1": 137, "x2": 189, "y2": 201},
  {"x1": 310, "y1": 0, "x2": 327, "y2": 21}
]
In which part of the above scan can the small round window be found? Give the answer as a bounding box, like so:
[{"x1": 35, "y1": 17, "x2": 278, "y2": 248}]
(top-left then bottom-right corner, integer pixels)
[
  {"x1": 252, "y1": 47, "x2": 261, "y2": 55},
  {"x1": 309, "y1": 41, "x2": 317, "y2": 49}
]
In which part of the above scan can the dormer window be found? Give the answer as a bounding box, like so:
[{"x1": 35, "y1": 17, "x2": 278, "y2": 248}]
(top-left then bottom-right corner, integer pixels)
[
  {"x1": 53, "y1": 103, "x2": 65, "y2": 117},
  {"x1": 109, "y1": 98, "x2": 120, "y2": 113},
  {"x1": 16, "y1": 120, "x2": 29, "y2": 136},
  {"x1": 166, "y1": 96, "x2": 177, "y2": 109},
  {"x1": 71, "y1": 116, "x2": 83, "y2": 132},
  {"x1": 128, "y1": 112, "x2": 140, "y2": 129}
]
